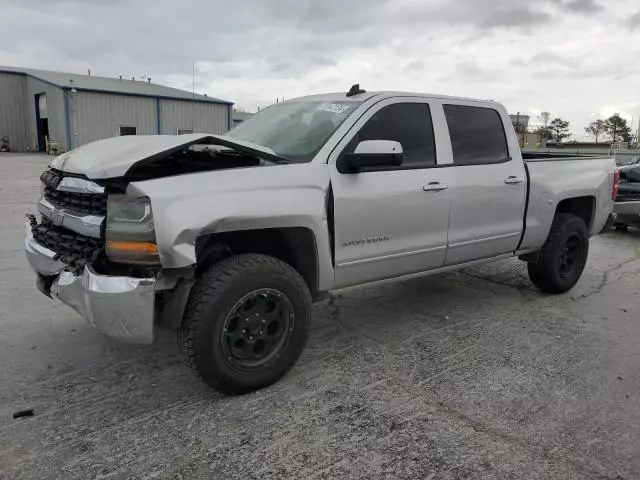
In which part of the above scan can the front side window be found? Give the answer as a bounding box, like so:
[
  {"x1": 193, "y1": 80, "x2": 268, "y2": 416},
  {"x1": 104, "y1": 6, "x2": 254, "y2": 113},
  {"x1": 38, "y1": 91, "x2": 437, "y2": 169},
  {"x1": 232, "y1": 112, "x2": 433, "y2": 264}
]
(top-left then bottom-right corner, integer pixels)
[
  {"x1": 444, "y1": 105, "x2": 509, "y2": 165},
  {"x1": 345, "y1": 103, "x2": 436, "y2": 169},
  {"x1": 226, "y1": 100, "x2": 362, "y2": 163}
]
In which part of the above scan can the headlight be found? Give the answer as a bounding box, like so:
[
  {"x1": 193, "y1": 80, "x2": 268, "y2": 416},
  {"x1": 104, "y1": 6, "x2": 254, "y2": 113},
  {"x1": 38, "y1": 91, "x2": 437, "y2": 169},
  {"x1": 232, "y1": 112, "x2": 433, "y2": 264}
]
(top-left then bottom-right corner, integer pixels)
[{"x1": 105, "y1": 195, "x2": 160, "y2": 264}]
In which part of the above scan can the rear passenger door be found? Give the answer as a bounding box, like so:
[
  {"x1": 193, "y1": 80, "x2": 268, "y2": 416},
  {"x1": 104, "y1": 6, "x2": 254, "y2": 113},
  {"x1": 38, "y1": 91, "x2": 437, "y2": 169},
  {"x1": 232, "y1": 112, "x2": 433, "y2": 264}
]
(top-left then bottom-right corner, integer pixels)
[{"x1": 443, "y1": 103, "x2": 527, "y2": 266}]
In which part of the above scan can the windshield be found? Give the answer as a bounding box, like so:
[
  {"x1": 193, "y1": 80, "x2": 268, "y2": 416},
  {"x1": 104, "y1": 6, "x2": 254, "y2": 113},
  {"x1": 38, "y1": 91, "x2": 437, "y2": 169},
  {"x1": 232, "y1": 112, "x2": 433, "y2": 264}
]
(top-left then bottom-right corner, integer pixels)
[{"x1": 226, "y1": 100, "x2": 362, "y2": 163}]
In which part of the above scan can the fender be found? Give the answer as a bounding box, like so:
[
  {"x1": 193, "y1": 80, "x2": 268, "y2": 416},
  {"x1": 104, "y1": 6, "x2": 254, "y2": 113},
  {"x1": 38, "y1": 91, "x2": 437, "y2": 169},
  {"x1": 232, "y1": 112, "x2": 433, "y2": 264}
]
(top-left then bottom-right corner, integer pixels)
[{"x1": 127, "y1": 162, "x2": 335, "y2": 292}]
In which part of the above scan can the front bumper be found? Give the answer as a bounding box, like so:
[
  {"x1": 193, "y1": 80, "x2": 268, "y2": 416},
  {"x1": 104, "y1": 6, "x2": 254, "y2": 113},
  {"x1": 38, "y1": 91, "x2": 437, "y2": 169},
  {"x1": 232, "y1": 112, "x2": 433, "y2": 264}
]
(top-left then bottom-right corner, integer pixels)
[{"x1": 25, "y1": 221, "x2": 156, "y2": 344}]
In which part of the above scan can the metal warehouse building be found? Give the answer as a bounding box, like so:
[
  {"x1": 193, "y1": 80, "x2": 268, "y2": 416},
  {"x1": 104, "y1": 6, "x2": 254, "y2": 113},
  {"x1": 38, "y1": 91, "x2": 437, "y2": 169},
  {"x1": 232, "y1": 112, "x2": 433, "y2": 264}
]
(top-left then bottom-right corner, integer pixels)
[{"x1": 0, "y1": 66, "x2": 233, "y2": 153}]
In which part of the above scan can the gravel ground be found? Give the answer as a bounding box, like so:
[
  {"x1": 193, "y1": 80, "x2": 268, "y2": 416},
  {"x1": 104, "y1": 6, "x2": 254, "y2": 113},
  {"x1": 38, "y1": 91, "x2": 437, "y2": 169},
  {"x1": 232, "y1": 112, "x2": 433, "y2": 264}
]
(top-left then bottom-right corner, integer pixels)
[{"x1": 1, "y1": 153, "x2": 639, "y2": 480}]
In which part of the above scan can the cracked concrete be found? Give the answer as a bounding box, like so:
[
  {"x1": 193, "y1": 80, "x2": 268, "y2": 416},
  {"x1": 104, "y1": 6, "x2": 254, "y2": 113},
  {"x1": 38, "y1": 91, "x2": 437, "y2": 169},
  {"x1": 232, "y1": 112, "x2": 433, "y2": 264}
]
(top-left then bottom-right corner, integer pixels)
[{"x1": 1, "y1": 153, "x2": 639, "y2": 480}]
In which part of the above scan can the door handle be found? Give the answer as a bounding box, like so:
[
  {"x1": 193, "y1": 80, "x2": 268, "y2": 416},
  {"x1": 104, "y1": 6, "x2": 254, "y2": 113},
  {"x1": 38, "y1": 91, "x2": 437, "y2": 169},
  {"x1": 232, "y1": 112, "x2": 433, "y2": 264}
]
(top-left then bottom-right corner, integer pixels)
[
  {"x1": 504, "y1": 176, "x2": 524, "y2": 185},
  {"x1": 423, "y1": 182, "x2": 448, "y2": 192}
]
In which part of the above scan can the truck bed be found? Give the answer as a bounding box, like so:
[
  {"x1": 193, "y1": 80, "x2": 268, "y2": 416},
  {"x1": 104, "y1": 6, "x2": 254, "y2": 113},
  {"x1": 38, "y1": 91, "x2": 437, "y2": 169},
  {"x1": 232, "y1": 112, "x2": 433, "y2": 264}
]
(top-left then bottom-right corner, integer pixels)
[
  {"x1": 518, "y1": 154, "x2": 616, "y2": 254},
  {"x1": 522, "y1": 151, "x2": 604, "y2": 162}
]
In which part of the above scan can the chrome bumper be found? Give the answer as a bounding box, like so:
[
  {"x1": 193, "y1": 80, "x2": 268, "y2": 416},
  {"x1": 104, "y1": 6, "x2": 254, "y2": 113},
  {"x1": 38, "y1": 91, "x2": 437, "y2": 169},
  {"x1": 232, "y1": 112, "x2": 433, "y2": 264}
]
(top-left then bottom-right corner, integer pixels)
[
  {"x1": 24, "y1": 221, "x2": 156, "y2": 344},
  {"x1": 614, "y1": 200, "x2": 640, "y2": 216},
  {"x1": 37, "y1": 197, "x2": 104, "y2": 238}
]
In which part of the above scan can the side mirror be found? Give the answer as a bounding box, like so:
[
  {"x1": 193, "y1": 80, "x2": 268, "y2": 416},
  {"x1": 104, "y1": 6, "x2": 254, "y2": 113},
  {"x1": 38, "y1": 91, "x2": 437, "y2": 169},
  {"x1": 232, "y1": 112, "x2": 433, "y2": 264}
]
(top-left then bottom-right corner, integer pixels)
[{"x1": 337, "y1": 140, "x2": 403, "y2": 173}]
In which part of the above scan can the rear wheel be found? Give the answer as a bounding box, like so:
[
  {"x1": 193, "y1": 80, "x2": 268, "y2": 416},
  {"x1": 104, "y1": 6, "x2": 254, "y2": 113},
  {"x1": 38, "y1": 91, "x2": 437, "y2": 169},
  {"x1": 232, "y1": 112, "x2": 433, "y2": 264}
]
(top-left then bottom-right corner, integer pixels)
[
  {"x1": 180, "y1": 254, "x2": 311, "y2": 394},
  {"x1": 527, "y1": 213, "x2": 589, "y2": 294}
]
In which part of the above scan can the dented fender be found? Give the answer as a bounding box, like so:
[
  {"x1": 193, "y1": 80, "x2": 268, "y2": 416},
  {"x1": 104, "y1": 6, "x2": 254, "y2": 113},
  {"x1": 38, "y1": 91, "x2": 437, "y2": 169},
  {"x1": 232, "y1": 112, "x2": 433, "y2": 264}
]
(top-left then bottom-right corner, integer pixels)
[{"x1": 127, "y1": 163, "x2": 335, "y2": 291}]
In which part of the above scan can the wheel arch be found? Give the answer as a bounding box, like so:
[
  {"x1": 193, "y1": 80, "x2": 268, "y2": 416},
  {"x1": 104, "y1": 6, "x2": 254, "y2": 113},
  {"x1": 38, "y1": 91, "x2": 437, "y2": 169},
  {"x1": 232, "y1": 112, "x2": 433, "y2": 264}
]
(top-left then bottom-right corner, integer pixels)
[
  {"x1": 519, "y1": 196, "x2": 595, "y2": 264},
  {"x1": 195, "y1": 227, "x2": 321, "y2": 300},
  {"x1": 555, "y1": 196, "x2": 596, "y2": 230}
]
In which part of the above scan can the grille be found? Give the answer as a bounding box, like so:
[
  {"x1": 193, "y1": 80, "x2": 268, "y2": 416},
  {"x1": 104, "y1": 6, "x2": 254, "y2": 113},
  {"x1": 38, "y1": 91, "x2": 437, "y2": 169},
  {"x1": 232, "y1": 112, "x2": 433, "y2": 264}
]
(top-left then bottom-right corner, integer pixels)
[
  {"x1": 43, "y1": 186, "x2": 107, "y2": 216},
  {"x1": 32, "y1": 219, "x2": 104, "y2": 270},
  {"x1": 40, "y1": 170, "x2": 107, "y2": 216},
  {"x1": 616, "y1": 189, "x2": 640, "y2": 202}
]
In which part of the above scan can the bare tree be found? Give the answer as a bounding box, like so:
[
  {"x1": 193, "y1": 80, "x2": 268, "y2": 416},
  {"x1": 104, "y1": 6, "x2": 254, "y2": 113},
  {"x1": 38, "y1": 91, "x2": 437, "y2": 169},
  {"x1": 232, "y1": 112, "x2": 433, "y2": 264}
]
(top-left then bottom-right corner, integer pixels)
[
  {"x1": 538, "y1": 111, "x2": 551, "y2": 127},
  {"x1": 533, "y1": 112, "x2": 554, "y2": 141},
  {"x1": 584, "y1": 120, "x2": 606, "y2": 142}
]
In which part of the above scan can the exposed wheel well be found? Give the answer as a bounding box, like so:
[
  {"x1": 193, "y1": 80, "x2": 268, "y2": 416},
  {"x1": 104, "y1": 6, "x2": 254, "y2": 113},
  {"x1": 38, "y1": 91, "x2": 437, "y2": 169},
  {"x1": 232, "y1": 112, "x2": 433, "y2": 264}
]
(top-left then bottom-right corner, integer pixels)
[
  {"x1": 555, "y1": 196, "x2": 595, "y2": 230},
  {"x1": 195, "y1": 227, "x2": 319, "y2": 298}
]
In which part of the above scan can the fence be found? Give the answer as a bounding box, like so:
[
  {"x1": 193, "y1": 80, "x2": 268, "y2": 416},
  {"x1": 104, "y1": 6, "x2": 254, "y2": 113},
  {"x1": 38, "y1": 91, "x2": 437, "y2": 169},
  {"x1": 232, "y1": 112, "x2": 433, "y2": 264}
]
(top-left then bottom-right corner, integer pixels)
[{"x1": 525, "y1": 147, "x2": 640, "y2": 166}]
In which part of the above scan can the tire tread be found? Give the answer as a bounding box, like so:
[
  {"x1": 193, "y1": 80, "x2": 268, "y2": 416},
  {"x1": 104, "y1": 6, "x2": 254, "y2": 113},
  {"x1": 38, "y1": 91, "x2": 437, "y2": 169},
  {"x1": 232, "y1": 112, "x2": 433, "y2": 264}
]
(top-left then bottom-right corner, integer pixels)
[
  {"x1": 180, "y1": 254, "x2": 311, "y2": 394},
  {"x1": 527, "y1": 213, "x2": 588, "y2": 294}
]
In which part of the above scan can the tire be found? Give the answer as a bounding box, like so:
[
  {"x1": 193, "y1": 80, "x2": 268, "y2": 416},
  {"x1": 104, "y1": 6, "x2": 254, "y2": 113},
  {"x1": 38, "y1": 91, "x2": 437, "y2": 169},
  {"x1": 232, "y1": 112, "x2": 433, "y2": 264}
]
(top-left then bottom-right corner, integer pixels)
[
  {"x1": 527, "y1": 213, "x2": 589, "y2": 294},
  {"x1": 180, "y1": 254, "x2": 311, "y2": 394},
  {"x1": 615, "y1": 224, "x2": 629, "y2": 232}
]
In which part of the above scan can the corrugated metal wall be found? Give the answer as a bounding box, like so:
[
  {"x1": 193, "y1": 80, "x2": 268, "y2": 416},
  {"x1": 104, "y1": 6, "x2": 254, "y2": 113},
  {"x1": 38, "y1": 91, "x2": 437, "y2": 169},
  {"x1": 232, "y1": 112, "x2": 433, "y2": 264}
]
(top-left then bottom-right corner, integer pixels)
[
  {"x1": 25, "y1": 77, "x2": 67, "y2": 151},
  {"x1": 159, "y1": 99, "x2": 230, "y2": 135},
  {"x1": 0, "y1": 73, "x2": 28, "y2": 151},
  {"x1": 1, "y1": 72, "x2": 232, "y2": 151},
  {"x1": 71, "y1": 91, "x2": 157, "y2": 147}
]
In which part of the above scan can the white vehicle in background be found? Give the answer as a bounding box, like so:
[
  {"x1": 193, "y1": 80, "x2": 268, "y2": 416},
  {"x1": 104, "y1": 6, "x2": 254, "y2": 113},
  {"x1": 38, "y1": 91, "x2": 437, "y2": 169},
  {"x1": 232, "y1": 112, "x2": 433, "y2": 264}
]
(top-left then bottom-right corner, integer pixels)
[{"x1": 26, "y1": 85, "x2": 618, "y2": 394}]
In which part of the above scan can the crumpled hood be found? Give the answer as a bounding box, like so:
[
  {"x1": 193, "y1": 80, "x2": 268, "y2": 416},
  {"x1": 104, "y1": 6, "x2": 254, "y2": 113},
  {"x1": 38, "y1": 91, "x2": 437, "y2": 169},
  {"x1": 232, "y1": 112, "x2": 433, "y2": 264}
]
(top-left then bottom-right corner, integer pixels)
[{"x1": 50, "y1": 133, "x2": 281, "y2": 179}]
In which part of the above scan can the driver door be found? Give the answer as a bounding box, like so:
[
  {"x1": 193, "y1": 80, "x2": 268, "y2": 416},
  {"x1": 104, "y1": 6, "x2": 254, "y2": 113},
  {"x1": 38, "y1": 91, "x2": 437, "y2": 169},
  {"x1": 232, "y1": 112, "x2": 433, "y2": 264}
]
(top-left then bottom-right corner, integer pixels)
[{"x1": 328, "y1": 98, "x2": 452, "y2": 289}]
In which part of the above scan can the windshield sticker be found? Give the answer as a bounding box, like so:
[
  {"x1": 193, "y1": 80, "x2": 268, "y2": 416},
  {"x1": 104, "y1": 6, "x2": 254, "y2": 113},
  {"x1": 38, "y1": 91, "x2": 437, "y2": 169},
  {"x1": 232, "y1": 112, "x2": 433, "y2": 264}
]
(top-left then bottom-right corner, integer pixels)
[{"x1": 317, "y1": 103, "x2": 352, "y2": 114}]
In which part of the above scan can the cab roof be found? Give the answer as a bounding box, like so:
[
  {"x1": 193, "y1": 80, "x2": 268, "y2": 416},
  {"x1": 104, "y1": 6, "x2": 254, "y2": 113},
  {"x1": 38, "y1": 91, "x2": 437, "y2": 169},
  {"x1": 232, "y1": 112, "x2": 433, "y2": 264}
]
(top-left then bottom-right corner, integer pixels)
[{"x1": 286, "y1": 90, "x2": 499, "y2": 106}]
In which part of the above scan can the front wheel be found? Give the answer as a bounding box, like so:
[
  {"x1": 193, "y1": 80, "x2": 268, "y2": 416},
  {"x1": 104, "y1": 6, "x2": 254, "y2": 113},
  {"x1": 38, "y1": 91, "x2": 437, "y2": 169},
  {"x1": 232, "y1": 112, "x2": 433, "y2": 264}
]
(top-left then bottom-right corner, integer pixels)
[
  {"x1": 180, "y1": 254, "x2": 311, "y2": 394},
  {"x1": 527, "y1": 213, "x2": 589, "y2": 294}
]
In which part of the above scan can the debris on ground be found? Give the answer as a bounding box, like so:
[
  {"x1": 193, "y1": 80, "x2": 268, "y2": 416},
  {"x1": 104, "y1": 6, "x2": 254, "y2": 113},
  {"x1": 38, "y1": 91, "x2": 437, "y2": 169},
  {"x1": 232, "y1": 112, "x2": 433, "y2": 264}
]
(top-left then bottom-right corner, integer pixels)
[{"x1": 13, "y1": 408, "x2": 34, "y2": 419}]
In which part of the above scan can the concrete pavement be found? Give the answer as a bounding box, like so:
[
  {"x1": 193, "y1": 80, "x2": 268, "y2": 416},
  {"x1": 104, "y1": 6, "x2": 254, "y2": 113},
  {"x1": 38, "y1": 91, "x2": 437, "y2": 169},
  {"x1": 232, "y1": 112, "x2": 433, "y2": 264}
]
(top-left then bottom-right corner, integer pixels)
[{"x1": 1, "y1": 153, "x2": 638, "y2": 479}]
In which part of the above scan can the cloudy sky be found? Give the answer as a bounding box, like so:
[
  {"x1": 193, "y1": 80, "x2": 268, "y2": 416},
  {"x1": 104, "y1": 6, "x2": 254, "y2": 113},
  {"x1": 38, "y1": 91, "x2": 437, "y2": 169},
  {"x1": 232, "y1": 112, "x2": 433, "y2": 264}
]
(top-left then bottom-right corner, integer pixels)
[{"x1": 1, "y1": 0, "x2": 639, "y2": 138}]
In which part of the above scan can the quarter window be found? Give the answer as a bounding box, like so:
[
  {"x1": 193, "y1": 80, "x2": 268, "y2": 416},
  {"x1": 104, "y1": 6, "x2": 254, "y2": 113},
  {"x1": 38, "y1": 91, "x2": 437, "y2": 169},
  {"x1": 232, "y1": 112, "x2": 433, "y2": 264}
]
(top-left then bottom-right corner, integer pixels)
[
  {"x1": 347, "y1": 103, "x2": 436, "y2": 169},
  {"x1": 444, "y1": 105, "x2": 509, "y2": 165}
]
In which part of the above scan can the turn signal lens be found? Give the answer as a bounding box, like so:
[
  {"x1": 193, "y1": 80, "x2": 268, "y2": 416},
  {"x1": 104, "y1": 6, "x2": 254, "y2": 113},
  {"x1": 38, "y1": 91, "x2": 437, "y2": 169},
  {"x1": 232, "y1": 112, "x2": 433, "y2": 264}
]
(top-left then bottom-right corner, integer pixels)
[{"x1": 106, "y1": 241, "x2": 159, "y2": 256}]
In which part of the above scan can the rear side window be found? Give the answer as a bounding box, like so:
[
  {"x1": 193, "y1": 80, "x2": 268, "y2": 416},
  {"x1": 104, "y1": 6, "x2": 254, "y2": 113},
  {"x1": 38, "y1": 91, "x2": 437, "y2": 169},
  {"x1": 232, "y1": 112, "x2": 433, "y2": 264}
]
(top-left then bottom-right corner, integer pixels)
[
  {"x1": 349, "y1": 103, "x2": 437, "y2": 169},
  {"x1": 444, "y1": 105, "x2": 509, "y2": 165}
]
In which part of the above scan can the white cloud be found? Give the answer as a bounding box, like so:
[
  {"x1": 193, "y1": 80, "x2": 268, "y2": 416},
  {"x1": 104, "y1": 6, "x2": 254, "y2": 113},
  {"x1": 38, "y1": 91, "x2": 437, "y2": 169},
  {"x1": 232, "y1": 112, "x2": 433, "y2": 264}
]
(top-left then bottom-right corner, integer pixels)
[
  {"x1": 0, "y1": 0, "x2": 638, "y2": 136},
  {"x1": 599, "y1": 105, "x2": 634, "y2": 122}
]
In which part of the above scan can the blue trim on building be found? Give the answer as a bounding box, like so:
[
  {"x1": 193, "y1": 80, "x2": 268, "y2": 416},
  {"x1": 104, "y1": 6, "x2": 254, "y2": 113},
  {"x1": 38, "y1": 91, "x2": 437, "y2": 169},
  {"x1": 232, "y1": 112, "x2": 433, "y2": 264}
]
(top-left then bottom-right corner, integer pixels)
[
  {"x1": 0, "y1": 70, "x2": 61, "y2": 89},
  {"x1": 63, "y1": 90, "x2": 72, "y2": 149},
  {"x1": 34, "y1": 93, "x2": 43, "y2": 152},
  {"x1": 227, "y1": 104, "x2": 234, "y2": 131},
  {"x1": 156, "y1": 98, "x2": 161, "y2": 134},
  {"x1": 60, "y1": 86, "x2": 232, "y2": 105},
  {"x1": 2, "y1": 68, "x2": 233, "y2": 104}
]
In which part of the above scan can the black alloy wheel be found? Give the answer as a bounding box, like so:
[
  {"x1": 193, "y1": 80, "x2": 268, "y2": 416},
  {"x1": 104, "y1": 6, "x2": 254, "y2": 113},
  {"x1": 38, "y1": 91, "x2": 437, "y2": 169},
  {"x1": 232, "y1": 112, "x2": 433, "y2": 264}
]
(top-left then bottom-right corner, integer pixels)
[
  {"x1": 221, "y1": 288, "x2": 294, "y2": 369},
  {"x1": 180, "y1": 253, "x2": 311, "y2": 394},
  {"x1": 527, "y1": 213, "x2": 589, "y2": 294},
  {"x1": 558, "y1": 234, "x2": 583, "y2": 279}
]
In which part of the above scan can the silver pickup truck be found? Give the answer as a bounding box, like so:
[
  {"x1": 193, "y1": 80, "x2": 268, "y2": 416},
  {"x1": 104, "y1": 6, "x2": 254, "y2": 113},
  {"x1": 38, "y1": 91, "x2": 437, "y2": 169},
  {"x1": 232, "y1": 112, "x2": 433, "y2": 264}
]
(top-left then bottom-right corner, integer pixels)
[{"x1": 25, "y1": 86, "x2": 618, "y2": 394}]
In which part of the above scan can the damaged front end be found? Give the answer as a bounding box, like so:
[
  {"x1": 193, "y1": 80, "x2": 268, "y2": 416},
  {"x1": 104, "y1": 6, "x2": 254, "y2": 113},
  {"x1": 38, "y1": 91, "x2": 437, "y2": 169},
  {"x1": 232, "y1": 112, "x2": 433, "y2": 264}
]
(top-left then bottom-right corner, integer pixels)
[
  {"x1": 25, "y1": 170, "x2": 166, "y2": 344},
  {"x1": 25, "y1": 134, "x2": 289, "y2": 343}
]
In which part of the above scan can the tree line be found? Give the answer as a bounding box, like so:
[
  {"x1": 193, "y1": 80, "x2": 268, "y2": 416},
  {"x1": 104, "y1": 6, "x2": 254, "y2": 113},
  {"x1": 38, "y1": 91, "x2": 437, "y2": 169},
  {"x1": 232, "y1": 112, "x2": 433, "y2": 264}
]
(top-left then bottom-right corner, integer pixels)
[{"x1": 532, "y1": 111, "x2": 633, "y2": 144}]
